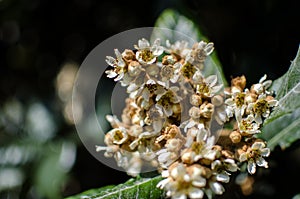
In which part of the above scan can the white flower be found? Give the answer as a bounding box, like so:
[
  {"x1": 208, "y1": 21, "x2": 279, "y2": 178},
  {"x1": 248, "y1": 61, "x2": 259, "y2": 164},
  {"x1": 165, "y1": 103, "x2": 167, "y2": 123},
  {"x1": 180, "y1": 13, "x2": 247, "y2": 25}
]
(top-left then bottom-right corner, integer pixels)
[
  {"x1": 225, "y1": 90, "x2": 247, "y2": 120},
  {"x1": 181, "y1": 136, "x2": 217, "y2": 163},
  {"x1": 251, "y1": 74, "x2": 272, "y2": 95},
  {"x1": 160, "y1": 62, "x2": 181, "y2": 88},
  {"x1": 105, "y1": 49, "x2": 127, "y2": 81},
  {"x1": 238, "y1": 115, "x2": 261, "y2": 135},
  {"x1": 247, "y1": 94, "x2": 279, "y2": 124},
  {"x1": 157, "y1": 163, "x2": 206, "y2": 199},
  {"x1": 135, "y1": 38, "x2": 164, "y2": 65},
  {"x1": 211, "y1": 158, "x2": 238, "y2": 174},
  {"x1": 143, "y1": 105, "x2": 165, "y2": 133},
  {"x1": 165, "y1": 40, "x2": 190, "y2": 58},
  {"x1": 138, "y1": 145, "x2": 157, "y2": 161},
  {"x1": 157, "y1": 138, "x2": 184, "y2": 168},
  {"x1": 212, "y1": 95, "x2": 228, "y2": 124},
  {"x1": 239, "y1": 141, "x2": 270, "y2": 174},
  {"x1": 156, "y1": 86, "x2": 182, "y2": 117},
  {"x1": 106, "y1": 127, "x2": 128, "y2": 145},
  {"x1": 133, "y1": 79, "x2": 165, "y2": 103},
  {"x1": 186, "y1": 41, "x2": 214, "y2": 68},
  {"x1": 180, "y1": 111, "x2": 211, "y2": 146},
  {"x1": 193, "y1": 72, "x2": 223, "y2": 98},
  {"x1": 116, "y1": 151, "x2": 143, "y2": 177}
]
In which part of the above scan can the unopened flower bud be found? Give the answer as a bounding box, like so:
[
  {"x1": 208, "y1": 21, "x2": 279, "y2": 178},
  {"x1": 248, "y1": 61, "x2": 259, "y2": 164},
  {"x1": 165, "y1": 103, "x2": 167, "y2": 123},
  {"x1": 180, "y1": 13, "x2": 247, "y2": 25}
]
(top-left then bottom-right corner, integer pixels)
[
  {"x1": 189, "y1": 106, "x2": 201, "y2": 119},
  {"x1": 122, "y1": 49, "x2": 135, "y2": 62},
  {"x1": 128, "y1": 61, "x2": 141, "y2": 76},
  {"x1": 190, "y1": 94, "x2": 202, "y2": 106},
  {"x1": 231, "y1": 75, "x2": 246, "y2": 91},
  {"x1": 200, "y1": 103, "x2": 214, "y2": 118},
  {"x1": 181, "y1": 150, "x2": 194, "y2": 164},
  {"x1": 212, "y1": 95, "x2": 224, "y2": 106},
  {"x1": 230, "y1": 131, "x2": 242, "y2": 143}
]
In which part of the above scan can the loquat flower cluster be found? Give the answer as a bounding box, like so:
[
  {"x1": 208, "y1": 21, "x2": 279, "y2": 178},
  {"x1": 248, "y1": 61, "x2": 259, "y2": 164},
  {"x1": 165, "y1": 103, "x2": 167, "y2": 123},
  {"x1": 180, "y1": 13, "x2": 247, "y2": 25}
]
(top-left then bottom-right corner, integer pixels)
[{"x1": 96, "y1": 38, "x2": 278, "y2": 199}]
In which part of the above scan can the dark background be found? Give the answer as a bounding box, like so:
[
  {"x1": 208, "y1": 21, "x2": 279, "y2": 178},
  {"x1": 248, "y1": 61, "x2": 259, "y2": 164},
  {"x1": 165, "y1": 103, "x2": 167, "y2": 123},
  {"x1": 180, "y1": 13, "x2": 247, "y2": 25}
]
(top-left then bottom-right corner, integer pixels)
[{"x1": 1, "y1": 0, "x2": 300, "y2": 198}]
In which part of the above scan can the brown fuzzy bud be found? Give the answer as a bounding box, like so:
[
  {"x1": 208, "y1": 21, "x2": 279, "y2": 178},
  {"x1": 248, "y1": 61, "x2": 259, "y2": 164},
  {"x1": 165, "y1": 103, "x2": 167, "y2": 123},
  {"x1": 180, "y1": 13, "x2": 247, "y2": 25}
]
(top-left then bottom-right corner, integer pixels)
[
  {"x1": 122, "y1": 49, "x2": 135, "y2": 62},
  {"x1": 181, "y1": 150, "x2": 194, "y2": 164},
  {"x1": 212, "y1": 95, "x2": 224, "y2": 106},
  {"x1": 128, "y1": 61, "x2": 141, "y2": 76},
  {"x1": 231, "y1": 75, "x2": 246, "y2": 91},
  {"x1": 200, "y1": 102, "x2": 214, "y2": 118},
  {"x1": 190, "y1": 94, "x2": 202, "y2": 106},
  {"x1": 221, "y1": 150, "x2": 234, "y2": 159},
  {"x1": 189, "y1": 106, "x2": 201, "y2": 119},
  {"x1": 200, "y1": 166, "x2": 212, "y2": 179},
  {"x1": 230, "y1": 131, "x2": 242, "y2": 143}
]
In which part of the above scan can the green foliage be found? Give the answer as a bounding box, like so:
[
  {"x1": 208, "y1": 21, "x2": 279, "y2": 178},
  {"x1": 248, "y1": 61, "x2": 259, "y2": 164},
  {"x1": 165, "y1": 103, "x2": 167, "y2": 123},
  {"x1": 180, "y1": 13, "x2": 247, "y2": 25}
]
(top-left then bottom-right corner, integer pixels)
[
  {"x1": 152, "y1": 8, "x2": 228, "y2": 86},
  {"x1": 65, "y1": 175, "x2": 164, "y2": 199},
  {"x1": 293, "y1": 193, "x2": 300, "y2": 199},
  {"x1": 261, "y1": 46, "x2": 300, "y2": 150}
]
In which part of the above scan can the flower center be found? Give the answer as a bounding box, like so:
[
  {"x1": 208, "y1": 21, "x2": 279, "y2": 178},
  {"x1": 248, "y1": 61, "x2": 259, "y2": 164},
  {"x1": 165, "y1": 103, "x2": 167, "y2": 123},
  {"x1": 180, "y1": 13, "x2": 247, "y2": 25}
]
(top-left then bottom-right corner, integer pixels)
[
  {"x1": 113, "y1": 130, "x2": 125, "y2": 142},
  {"x1": 140, "y1": 49, "x2": 154, "y2": 62},
  {"x1": 158, "y1": 91, "x2": 174, "y2": 107},
  {"x1": 254, "y1": 99, "x2": 268, "y2": 114},
  {"x1": 240, "y1": 120, "x2": 252, "y2": 131},
  {"x1": 145, "y1": 83, "x2": 158, "y2": 93},
  {"x1": 235, "y1": 93, "x2": 245, "y2": 108},
  {"x1": 181, "y1": 62, "x2": 196, "y2": 79},
  {"x1": 192, "y1": 141, "x2": 205, "y2": 154},
  {"x1": 197, "y1": 82, "x2": 210, "y2": 95}
]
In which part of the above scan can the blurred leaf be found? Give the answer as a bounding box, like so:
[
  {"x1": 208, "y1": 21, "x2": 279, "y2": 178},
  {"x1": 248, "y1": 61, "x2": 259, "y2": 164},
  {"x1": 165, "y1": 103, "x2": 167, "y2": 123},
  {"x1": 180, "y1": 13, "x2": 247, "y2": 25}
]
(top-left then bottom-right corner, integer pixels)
[
  {"x1": 293, "y1": 193, "x2": 300, "y2": 199},
  {"x1": 65, "y1": 175, "x2": 164, "y2": 199},
  {"x1": 261, "y1": 46, "x2": 300, "y2": 150},
  {"x1": 34, "y1": 142, "x2": 72, "y2": 199},
  {"x1": 152, "y1": 9, "x2": 228, "y2": 86}
]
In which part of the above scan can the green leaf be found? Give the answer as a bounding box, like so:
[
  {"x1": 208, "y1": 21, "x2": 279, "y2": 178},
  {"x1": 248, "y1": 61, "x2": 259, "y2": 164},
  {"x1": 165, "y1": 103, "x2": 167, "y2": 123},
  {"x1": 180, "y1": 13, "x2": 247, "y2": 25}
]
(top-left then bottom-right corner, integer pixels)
[
  {"x1": 292, "y1": 193, "x2": 300, "y2": 199},
  {"x1": 34, "y1": 142, "x2": 69, "y2": 199},
  {"x1": 65, "y1": 175, "x2": 164, "y2": 199},
  {"x1": 261, "y1": 46, "x2": 300, "y2": 150},
  {"x1": 270, "y1": 46, "x2": 300, "y2": 99},
  {"x1": 152, "y1": 8, "x2": 228, "y2": 86}
]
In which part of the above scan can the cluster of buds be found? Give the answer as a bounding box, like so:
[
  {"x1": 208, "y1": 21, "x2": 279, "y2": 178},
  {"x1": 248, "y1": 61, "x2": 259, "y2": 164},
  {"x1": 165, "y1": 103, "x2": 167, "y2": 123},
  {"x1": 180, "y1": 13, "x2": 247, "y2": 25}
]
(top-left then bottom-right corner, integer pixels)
[{"x1": 97, "y1": 38, "x2": 278, "y2": 198}]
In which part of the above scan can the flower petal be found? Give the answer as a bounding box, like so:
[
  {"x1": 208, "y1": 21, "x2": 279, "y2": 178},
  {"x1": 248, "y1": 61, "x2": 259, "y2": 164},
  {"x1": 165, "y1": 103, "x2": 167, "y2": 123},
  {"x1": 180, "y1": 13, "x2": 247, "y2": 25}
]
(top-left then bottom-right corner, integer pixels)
[
  {"x1": 209, "y1": 181, "x2": 225, "y2": 195},
  {"x1": 268, "y1": 99, "x2": 279, "y2": 107},
  {"x1": 260, "y1": 148, "x2": 270, "y2": 157},
  {"x1": 138, "y1": 38, "x2": 150, "y2": 49},
  {"x1": 259, "y1": 74, "x2": 267, "y2": 83},
  {"x1": 192, "y1": 176, "x2": 206, "y2": 188},
  {"x1": 205, "y1": 43, "x2": 214, "y2": 56},
  {"x1": 206, "y1": 75, "x2": 218, "y2": 86},
  {"x1": 256, "y1": 157, "x2": 268, "y2": 168},
  {"x1": 251, "y1": 142, "x2": 265, "y2": 150},
  {"x1": 216, "y1": 173, "x2": 230, "y2": 183},
  {"x1": 247, "y1": 159, "x2": 256, "y2": 174},
  {"x1": 239, "y1": 152, "x2": 247, "y2": 162},
  {"x1": 188, "y1": 187, "x2": 204, "y2": 199},
  {"x1": 173, "y1": 193, "x2": 187, "y2": 199}
]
